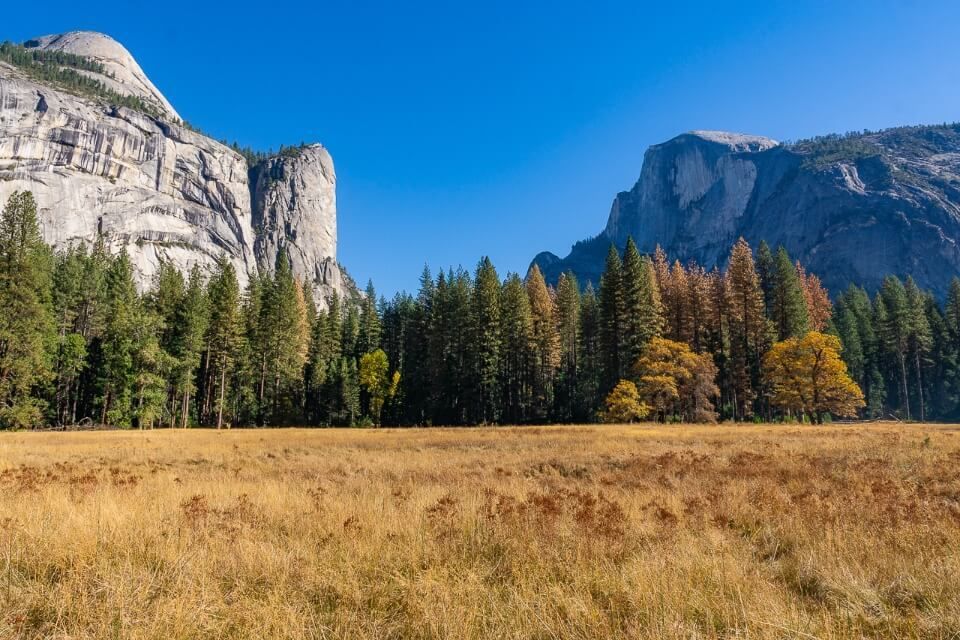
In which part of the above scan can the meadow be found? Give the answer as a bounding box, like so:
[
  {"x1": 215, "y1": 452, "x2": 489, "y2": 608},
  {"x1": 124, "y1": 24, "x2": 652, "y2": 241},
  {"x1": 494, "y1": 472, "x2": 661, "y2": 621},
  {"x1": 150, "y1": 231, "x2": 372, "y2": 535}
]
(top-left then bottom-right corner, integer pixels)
[{"x1": 0, "y1": 423, "x2": 958, "y2": 639}]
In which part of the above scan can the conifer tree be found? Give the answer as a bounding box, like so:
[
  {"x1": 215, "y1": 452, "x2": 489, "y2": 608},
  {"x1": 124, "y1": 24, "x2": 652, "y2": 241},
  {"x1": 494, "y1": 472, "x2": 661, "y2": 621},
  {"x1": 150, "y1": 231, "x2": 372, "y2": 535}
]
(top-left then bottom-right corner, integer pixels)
[
  {"x1": 577, "y1": 283, "x2": 602, "y2": 420},
  {"x1": 358, "y1": 280, "x2": 382, "y2": 356},
  {"x1": 204, "y1": 257, "x2": 242, "y2": 428},
  {"x1": 257, "y1": 250, "x2": 310, "y2": 424},
  {"x1": 500, "y1": 273, "x2": 533, "y2": 423},
  {"x1": 725, "y1": 238, "x2": 769, "y2": 419},
  {"x1": 599, "y1": 245, "x2": 624, "y2": 392},
  {"x1": 877, "y1": 277, "x2": 912, "y2": 419},
  {"x1": 621, "y1": 238, "x2": 664, "y2": 369},
  {"x1": 905, "y1": 277, "x2": 932, "y2": 421},
  {"x1": 664, "y1": 260, "x2": 691, "y2": 344},
  {"x1": 470, "y1": 257, "x2": 502, "y2": 424},
  {"x1": 798, "y1": 263, "x2": 832, "y2": 331},
  {"x1": 171, "y1": 266, "x2": 208, "y2": 428},
  {"x1": 756, "y1": 240, "x2": 776, "y2": 316},
  {"x1": 97, "y1": 251, "x2": 140, "y2": 426},
  {"x1": 554, "y1": 271, "x2": 581, "y2": 421},
  {"x1": 526, "y1": 264, "x2": 560, "y2": 421},
  {"x1": 770, "y1": 247, "x2": 809, "y2": 340},
  {"x1": 0, "y1": 191, "x2": 54, "y2": 427}
]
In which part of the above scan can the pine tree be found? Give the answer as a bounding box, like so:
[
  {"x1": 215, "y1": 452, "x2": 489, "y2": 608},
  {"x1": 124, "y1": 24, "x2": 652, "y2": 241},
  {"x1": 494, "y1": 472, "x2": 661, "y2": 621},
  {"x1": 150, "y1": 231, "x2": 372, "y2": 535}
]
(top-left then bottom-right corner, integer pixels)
[
  {"x1": 577, "y1": 283, "x2": 602, "y2": 420},
  {"x1": 664, "y1": 260, "x2": 690, "y2": 344},
  {"x1": 171, "y1": 266, "x2": 208, "y2": 428},
  {"x1": 798, "y1": 263, "x2": 832, "y2": 331},
  {"x1": 756, "y1": 240, "x2": 776, "y2": 316},
  {"x1": 470, "y1": 257, "x2": 502, "y2": 424},
  {"x1": 358, "y1": 280, "x2": 381, "y2": 356},
  {"x1": 204, "y1": 257, "x2": 242, "y2": 428},
  {"x1": 621, "y1": 238, "x2": 664, "y2": 370},
  {"x1": 257, "y1": 250, "x2": 310, "y2": 424},
  {"x1": 770, "y1": 247, "x2": 809, "y2": 340},
  {"x1": 725, "y1": 238, "x2": 769, "y2": 420},
  {"x1": 877, "y1": 277, "x2": 912, "y2": 419},
  {"x1": 686, "y1": 264, "x2": 712, "y2": 354},
  {"x1": 500, "y1": 273, "x2": 533, "y2": 423},
  {"x1": 599, "y1": 245, "x2": 624, "y2": 393},
  {"x1": 526, "y1": 264, "x2": 560, "y2": 421},
  {"x1": 97, "y1": 251, "x2": 140, "y2": 426},
  {"x1": 0, "y1": 191, "x2": 54, "y2": 427},
  {"x1": 554, "y1": 271, "x2": 581, "y2": 422},
  {"x1": 905, "y1": 277, "x2": 933, "y2": 421}
]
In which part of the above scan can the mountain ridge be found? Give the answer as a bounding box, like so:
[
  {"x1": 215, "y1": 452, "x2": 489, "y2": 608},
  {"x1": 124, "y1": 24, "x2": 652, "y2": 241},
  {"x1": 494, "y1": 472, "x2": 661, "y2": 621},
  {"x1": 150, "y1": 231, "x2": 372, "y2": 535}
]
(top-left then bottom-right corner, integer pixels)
[{"x1": 532, "y1": 122, "x2": 960, "y2": 299}]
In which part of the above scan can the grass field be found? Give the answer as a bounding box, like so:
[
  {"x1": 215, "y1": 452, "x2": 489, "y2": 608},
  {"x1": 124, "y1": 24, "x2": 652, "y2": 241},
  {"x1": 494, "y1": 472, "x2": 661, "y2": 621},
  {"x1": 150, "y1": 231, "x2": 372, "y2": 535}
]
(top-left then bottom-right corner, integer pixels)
[{"x1": 0, "y1": 424, "x2": 958, "y2": 639}]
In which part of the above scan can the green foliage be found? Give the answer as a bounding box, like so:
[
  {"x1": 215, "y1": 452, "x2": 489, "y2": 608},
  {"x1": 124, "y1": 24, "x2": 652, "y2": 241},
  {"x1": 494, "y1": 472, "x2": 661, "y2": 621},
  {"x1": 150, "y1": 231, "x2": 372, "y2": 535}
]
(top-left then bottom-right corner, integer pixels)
[
  {"x1": 0, "y1": 192, "x2": 55, "y2": 427},
  {"x1": 7, "y1": 188, "x2": 960, "y2": 428}
]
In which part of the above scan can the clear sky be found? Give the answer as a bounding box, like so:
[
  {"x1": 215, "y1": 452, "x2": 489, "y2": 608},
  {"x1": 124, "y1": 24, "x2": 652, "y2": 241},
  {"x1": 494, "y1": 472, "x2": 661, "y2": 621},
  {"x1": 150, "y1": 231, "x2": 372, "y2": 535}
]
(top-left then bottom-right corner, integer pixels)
[{"x1": 7, "y1": 1, "x2": 960, "y2": 295}]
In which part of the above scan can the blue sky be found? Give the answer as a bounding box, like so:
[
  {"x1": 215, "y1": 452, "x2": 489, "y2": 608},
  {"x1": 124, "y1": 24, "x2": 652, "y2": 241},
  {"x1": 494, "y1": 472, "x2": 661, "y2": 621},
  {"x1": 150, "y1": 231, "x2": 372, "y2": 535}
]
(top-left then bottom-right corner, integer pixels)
[{"x1": 7, "y1": 1, "x2": 960, "y2": 295}]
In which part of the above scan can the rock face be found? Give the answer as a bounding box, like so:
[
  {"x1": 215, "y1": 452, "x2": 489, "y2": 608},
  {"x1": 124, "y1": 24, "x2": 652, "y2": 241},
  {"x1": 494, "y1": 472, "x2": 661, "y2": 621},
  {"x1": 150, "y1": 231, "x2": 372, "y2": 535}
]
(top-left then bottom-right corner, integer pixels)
[
  {"x1": 532, "y1": 126, "x2": 960, "y2": 299},
  {"x1": 28, "y1": 31, "x2": 180, "y2": 121},
  {"x1": 0, "y1": 31, "x2": 350, "y2": 304},
  {"x1": 252, "y1": 146, "x2": 343, "y2": 295}
]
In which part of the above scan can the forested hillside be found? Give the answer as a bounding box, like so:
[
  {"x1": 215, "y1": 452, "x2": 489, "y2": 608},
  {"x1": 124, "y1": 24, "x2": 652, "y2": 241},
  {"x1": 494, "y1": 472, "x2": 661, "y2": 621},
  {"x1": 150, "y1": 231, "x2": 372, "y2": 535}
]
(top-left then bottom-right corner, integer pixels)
[{"x1": 0, "y1": 191, "x2": 953, "y2": 428}]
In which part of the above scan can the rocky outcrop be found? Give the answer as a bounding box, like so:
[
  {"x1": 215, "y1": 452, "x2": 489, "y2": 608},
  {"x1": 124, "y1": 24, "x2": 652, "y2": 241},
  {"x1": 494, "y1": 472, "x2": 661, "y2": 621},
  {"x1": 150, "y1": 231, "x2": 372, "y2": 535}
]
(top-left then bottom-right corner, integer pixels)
[
  {"x1": 28, "y1": 31, "x2": 180, "y2": 121},
  {"x1": 252, "y1": 146, "x2": 342, "y2": 297},
  {"x1": 532, "y1": 125, "x2": 960, "y2": 299},
  {"x1": 0, "y1": 31, "x2": 350, "y2": 304}
]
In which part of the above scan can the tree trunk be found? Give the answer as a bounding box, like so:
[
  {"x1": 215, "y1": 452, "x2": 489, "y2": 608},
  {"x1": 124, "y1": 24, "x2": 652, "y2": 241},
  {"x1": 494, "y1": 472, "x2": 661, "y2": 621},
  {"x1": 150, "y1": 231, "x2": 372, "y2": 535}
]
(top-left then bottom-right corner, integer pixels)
[
  {"x1": 899, "y1": 352, "x2": 911, "y2": 420},
  {"x1": 914, "y1": 348, "x2": 925, "y2": 422},
  {"x1": 217, "y1": 360, "x2": 226, "y2": 430}
]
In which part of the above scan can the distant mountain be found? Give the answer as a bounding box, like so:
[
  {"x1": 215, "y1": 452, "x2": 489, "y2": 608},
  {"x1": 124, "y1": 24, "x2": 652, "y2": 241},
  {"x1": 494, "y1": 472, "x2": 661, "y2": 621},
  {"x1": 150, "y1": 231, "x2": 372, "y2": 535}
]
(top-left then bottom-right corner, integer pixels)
[
  {"x1": 532, "y1": 125, "x2": 960, "y2": 298},
  {"x1": 0, "y1": 31, "x2": 352, "y2": 303}
]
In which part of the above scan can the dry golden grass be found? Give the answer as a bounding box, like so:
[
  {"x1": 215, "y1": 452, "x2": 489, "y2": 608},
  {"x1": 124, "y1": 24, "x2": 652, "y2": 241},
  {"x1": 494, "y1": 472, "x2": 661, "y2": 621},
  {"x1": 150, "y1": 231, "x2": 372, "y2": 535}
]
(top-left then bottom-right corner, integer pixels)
[{"x1": 0, "y1": 423, "x2": 959, "y2": 639}]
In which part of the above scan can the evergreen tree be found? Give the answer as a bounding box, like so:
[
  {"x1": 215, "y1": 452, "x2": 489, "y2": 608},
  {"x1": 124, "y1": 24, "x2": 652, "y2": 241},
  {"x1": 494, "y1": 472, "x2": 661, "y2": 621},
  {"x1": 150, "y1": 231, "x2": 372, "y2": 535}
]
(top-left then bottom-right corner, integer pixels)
[
  {"x1": 256, "y1": 250, "x2": 310, "y2": 424},
  {"x1": 905, "y1": 277, "x2": 933, "y2": 421},
  {"x1": 470, "y1": 257, "x2": 502, "y2": 424},
  {"x1": 204, "y1": 257, "x2": 242, "y2": 428},
  {"x1": 97, "y1": 251, "x2": 140, "y2": 426},
  {"x1": 358, "y1": 280, "x2": 382, "y2": 356},
  {"x1": 756, "y1": 240, "x2": 776, "y2": 316},
  {"x1": 500, "y1": 273, "x2": 534, "y2": 423},
  {"x1": 0, "y1": 192, "x2": 54, "y2": 427},
  {"x1": 621, "y1": 238, "x2": 664, "y2": 369},
  {"x1": 599, "y1": 245, "x2": 624, "y2": 393},
  {"x1": 877, "y1": 277, "x2": 912, "y2": 419},
  {"x1": 577, "y1": 283, "x2": 602, "y2": 420},
  {"x1": 170, "y1": 266, "x2": 208, "y2": 428},
  {"x1": 770, "y1": 247, "x2": 809, "y2": 340},
  {"x1": 554, "y1": 271, "x2": 581, "y2": 422}
]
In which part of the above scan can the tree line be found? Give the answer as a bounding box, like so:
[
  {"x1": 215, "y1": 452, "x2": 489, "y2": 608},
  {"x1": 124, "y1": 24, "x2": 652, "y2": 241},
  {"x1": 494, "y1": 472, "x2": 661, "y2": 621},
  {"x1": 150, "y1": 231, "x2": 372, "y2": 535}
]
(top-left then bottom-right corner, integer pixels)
[{"x1": 0, "y1": 191, "x2": 952, "y2": 428}]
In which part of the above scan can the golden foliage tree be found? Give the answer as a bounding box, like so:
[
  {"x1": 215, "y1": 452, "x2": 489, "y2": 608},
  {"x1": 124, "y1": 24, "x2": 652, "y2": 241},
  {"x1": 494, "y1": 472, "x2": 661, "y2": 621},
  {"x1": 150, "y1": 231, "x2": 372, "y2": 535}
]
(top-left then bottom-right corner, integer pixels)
[
  {"x1": 633, "y1": 337, "x2": 719, "y2": 422},
  {"x1": 601, "y1": 380, "x2": 649, "y2": 423},
  {"x1": 763, "y1": 331, "x2": 865, "y2": 423}
]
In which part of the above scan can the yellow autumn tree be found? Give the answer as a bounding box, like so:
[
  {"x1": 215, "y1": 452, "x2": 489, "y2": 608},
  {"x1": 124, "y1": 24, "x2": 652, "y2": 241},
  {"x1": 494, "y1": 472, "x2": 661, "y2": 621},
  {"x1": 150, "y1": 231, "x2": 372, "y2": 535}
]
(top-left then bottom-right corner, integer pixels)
[
  {"x1": 632, "y1": 337, "x2": 719, "y2": 422},
  {"x1": 763, "y1": 331, "x2": 865, "y2": 423},
  {"x1": 601, "y1": 380, "x2": 649, "y2": 423}
]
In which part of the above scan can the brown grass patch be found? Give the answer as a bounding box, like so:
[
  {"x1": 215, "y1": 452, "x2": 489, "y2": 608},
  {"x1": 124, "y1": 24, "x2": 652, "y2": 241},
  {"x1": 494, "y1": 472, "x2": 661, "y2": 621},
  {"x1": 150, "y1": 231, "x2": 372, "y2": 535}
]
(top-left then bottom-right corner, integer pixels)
[{"x1": 0, "y1": 423, "x2": 958, "y2": 638}]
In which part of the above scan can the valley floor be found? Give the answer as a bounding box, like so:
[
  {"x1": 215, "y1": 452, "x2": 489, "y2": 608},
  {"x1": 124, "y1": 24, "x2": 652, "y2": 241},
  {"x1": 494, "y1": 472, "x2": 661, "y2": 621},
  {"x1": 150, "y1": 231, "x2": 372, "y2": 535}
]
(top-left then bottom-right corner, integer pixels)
[{"x1": 1, "y1": 423, "x2": 958, "y2": 638}]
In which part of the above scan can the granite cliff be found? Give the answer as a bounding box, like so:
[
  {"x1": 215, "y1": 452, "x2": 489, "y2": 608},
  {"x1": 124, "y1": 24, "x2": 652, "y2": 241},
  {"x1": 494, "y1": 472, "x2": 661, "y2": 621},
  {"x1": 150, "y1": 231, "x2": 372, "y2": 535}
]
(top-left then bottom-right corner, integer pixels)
[
  {"x1": 0, "y1": 31, "x2": 351, "y2": 303},
  {"x1": 533, "y1": 125, "x2": 960, "y2": 298}
]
